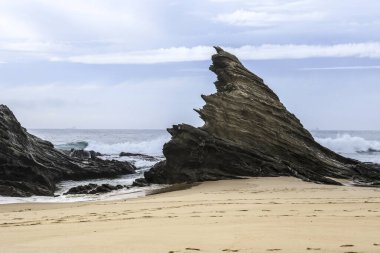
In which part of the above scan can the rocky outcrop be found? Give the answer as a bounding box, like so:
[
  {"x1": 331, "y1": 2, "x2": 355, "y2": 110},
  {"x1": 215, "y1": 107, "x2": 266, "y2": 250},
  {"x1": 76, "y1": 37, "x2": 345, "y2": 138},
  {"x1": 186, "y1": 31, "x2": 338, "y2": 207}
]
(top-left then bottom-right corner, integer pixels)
[
  {"x1": 145, "y1": 47, "x2": 380, "y2": 187},
  {"x1": 64, "y1": 183, "x2": 125, "y2": 195},
  {"x1": 0, "y1": 105, "x2": 136, "y2": 197}
]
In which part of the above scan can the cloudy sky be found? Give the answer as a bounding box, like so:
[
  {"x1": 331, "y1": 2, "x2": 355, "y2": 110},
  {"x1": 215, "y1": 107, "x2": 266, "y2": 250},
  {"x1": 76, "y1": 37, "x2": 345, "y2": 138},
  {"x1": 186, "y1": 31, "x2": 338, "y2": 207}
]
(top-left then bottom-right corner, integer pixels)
[{"x1": 1, "y1": 0, "x2": 380, "y2": 130}]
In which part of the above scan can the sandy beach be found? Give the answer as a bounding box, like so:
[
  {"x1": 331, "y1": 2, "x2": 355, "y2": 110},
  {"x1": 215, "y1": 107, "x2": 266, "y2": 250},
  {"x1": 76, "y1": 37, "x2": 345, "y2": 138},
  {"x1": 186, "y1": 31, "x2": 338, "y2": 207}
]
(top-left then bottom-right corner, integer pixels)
[{"x1": 1, "y1": 177, "x2": 380, "y2": 253}]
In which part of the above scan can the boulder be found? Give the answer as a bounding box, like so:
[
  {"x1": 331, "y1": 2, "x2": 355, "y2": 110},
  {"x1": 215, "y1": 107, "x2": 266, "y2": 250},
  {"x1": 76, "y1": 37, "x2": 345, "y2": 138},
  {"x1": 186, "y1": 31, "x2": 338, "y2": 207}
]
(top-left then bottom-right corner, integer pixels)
[
  {"x1": 68, "y1": 149, "x2": 102, "y2": 160},
  {"x1": 69, "y1": 149, "x2": 91, "y2": 159},
  {"x1": 132, "y1": 178, "x2": 150, "y2": 187}
]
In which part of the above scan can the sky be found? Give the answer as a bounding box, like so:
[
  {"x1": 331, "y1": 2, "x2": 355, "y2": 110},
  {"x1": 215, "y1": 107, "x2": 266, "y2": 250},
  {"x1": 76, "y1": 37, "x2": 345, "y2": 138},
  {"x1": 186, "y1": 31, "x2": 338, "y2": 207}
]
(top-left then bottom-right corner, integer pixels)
[{"x1": 1, "y1": 0, "x2": 380, "y2": 130}]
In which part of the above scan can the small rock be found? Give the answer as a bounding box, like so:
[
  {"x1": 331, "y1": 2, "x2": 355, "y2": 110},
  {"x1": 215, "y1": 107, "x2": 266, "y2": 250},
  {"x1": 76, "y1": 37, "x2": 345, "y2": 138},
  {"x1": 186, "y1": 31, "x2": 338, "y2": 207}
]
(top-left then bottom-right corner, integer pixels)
[
  {"x1": 64, "y1": 183, "x2": 125, "y2": 195},
  {"x1": 132, "y1": 178, "x2": 150, "y2": 187}
]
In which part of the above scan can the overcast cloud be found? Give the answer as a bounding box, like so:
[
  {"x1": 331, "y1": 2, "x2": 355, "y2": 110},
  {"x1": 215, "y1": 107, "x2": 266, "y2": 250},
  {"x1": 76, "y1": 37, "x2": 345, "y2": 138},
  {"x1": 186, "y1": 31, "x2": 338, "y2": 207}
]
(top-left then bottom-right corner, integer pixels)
[{"x1": 0, "y1": 0, "x2": 380, "y2": 130}]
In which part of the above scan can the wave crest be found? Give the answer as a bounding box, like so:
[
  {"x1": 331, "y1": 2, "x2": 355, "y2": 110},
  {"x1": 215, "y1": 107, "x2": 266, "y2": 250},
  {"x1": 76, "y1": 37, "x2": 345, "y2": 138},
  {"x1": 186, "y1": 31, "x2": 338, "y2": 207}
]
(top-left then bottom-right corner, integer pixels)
[
  {"x1": 85, "y1": 135, "x2": 169, "y2": 155},
  {"x1": 55, "y1": 141, "x2": 89, "y2": 151},
  {"x1": 316, "y1": 134, "x2": 380, "y2": 153}
]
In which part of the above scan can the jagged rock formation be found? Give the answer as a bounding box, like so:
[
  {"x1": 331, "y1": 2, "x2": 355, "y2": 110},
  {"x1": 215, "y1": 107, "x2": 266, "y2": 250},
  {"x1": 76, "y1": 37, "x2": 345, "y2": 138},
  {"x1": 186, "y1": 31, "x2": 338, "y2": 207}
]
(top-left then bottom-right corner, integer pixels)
[
  {"x1": 0, "y1": 105, "x2": 136, "y2": 197},
  {"x1": 145, "y1": 47, "x2": 380, "y2": 186}
]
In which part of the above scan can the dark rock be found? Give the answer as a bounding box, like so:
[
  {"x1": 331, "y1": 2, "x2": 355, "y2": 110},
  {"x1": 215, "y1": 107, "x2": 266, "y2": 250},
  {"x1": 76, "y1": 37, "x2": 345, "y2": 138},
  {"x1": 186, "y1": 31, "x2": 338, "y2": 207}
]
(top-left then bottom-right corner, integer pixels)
[
  {"x1": 89, "y1": 150, "x2": 103, "y2": 158},
  {"x1": 0, "y1": 104, "x2": 136, "y2": 197},
  {"x1": 68, "y1": 149, "x2": 102, "y2": 160},
  {"x1": 145, "y1": 47, "x2": 380, "y2": 186},
  {"x1": 64, "y1": 183, "x2": 125, "y2": 195},
  {"x1": 61, "y1": 149, "x2": 103, "y2": 160},
  {"x1": 64, "y1": 183, "x2": 97, "y2": 195},
  {"x1": 119, "y1": 152, "x2": 158, "y2": 162},
  {"x1": 70, "y1": 149, "x2": 91, "y2": 159},
  {"x1": 132, "y1": 178, "x2": 150, "y2": 187}
]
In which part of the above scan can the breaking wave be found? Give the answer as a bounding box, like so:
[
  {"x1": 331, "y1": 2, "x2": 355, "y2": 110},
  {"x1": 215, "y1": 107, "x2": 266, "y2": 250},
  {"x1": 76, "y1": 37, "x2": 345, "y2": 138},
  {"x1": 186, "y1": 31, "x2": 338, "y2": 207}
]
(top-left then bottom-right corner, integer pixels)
[
  {"x1": 315, "y1": 134, "x2": 380, "y2": 154},
  {"x1": 55, "y1": 141, "x2": 89, "y2": 151},
  {"x1": 85, "y1": 135, "x2": 169, "y2": 156}
]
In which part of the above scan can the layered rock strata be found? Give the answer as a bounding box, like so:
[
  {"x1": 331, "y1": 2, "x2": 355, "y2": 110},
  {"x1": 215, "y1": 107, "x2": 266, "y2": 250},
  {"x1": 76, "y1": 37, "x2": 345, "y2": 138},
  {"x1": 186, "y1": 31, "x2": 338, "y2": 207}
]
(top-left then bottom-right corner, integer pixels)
[{"x1": 145, "y1": 47, "x2": 380, "y2": 186}]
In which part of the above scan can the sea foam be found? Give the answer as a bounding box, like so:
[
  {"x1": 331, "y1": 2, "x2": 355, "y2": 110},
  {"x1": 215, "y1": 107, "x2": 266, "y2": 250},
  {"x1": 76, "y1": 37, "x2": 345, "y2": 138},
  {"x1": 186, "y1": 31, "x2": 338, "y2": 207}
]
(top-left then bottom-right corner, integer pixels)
[
  {"x1": 85, "y1": 135, "x2": 170, "y2": 156},
  {"x1": 315, "y1": 134, "x2": 380, "y2": 154}
]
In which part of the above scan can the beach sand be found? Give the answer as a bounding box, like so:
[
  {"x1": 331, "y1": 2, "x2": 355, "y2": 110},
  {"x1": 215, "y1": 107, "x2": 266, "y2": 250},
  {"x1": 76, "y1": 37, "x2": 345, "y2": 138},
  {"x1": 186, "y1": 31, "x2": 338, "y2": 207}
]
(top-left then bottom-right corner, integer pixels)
[{"x1": 1, "y1": 177, "x2": 380, "y2": 253}]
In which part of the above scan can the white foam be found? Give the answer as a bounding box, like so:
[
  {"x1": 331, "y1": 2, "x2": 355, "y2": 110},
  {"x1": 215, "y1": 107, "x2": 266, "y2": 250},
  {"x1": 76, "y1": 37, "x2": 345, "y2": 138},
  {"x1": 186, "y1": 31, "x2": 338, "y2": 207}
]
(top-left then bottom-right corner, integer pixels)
[
  {"x1": 85, "y1": 135, "x2": 169, "y2": 155},
  {"x1": 0, "y1": 186, "x2": 165, "y2": 205},
  {"x1": 315, "y1": 134, "x2": 380, "y2": 153},
  {"x1": 0, "y1": 154, "x2": 165, "y2": 205},
  {"x1": 109, "y1": 155, "x2": 160, "y2": 169}
]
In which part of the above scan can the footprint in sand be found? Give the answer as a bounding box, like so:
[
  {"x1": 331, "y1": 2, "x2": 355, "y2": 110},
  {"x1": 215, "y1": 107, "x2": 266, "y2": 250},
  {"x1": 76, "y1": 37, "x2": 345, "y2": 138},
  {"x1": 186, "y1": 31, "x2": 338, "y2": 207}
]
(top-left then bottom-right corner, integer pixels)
[
  {"x1": 185, "y1": 247, "x2": 200, "y2": 251},
  {"x1": 29, "y1": 222, "x2": 41, "y2": 226}
]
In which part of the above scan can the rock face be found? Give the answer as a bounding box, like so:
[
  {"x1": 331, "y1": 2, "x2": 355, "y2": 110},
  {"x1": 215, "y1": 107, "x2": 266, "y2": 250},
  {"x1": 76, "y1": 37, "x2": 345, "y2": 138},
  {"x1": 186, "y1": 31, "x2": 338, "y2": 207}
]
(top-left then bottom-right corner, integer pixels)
[
  {"x1": 145, "y1": 47, "x2": 380, "y2": 186},
  {"x1": 0, "y1": 105, "x2": 136, "y2": 197}
]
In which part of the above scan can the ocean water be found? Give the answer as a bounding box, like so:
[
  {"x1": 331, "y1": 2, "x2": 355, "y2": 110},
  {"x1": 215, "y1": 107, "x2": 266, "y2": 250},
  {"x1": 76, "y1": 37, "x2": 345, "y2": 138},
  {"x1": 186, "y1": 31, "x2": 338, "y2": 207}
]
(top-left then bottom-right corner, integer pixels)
[
  {"x1": 0, "y1": 129, "x2": 171, "y2": 204},
  {"x1": 1, "y1": 129, "x2": 379, "y2": 204},
  {"x1": 312, "y1": 130, "x2": 380, "y2": 164}
]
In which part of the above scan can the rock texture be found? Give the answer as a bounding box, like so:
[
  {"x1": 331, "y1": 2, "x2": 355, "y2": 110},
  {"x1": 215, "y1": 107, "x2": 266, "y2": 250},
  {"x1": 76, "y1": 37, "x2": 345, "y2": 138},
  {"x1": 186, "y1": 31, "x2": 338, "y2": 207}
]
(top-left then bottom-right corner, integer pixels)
[
  {"x1": 64, "y1": 183, "x2": 125, "y2": 195},
  {"x1": 0, "y1": 105, "x2": 136, "y2": 197},
  {"x1": 145, "y1": 47, "x2": 380, "y2": 186}
]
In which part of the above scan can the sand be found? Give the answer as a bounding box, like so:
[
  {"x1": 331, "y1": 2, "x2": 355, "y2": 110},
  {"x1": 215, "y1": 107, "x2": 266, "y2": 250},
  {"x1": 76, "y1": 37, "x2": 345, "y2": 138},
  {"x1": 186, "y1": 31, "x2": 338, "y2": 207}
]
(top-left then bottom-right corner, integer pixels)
[{"x1": 1, "y1": 177, "x2": 380, "y2": 253}]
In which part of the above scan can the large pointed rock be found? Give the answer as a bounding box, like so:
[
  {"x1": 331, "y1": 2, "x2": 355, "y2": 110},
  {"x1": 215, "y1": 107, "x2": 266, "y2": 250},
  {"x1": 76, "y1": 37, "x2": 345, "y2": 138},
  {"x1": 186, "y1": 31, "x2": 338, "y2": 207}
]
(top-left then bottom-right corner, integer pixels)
[
  {"x1": 0, "y1": 105, "x2": 135, "y2": 197},
  {"x1": 145, "y1": 47, "x2": 380, "y2": 186}
]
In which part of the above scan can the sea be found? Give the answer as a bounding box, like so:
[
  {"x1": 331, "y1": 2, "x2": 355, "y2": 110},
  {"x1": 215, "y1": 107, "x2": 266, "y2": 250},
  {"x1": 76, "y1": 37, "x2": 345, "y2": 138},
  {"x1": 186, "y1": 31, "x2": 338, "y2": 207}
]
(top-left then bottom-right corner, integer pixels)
[{"x1": 1, "y1": 129, "x2": 380, "y2": 204}]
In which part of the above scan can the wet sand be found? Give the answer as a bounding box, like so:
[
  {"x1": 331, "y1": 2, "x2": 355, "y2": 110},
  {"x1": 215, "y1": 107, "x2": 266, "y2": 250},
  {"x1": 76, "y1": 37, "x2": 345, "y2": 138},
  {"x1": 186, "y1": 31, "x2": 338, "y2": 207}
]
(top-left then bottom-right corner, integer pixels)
[{"x1": 1, "y1": 177, "x2": 380, "y2": 253}]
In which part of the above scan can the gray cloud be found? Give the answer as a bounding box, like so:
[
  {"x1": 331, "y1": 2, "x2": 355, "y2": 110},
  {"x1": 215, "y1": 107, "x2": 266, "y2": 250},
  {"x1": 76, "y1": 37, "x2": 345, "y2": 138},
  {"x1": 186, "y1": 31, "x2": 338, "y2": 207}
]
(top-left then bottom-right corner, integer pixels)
[
  {"x1": 0, "y1": 0, "x2": 380, "y2": 130},
  {"x1": 50, "y1": 43, "x2": 380, "y2": 64}
]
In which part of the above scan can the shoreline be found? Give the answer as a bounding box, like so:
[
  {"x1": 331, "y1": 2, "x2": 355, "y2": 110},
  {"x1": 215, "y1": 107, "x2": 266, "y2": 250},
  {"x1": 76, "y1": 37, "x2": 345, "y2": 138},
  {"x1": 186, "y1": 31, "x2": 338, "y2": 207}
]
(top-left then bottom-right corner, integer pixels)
[
  {"x1": 1, "y1": 177, "x2": 380, "y2": 253},
  {"x1": 0, "y1": 181, "x2": 197, "y2": 206}
]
